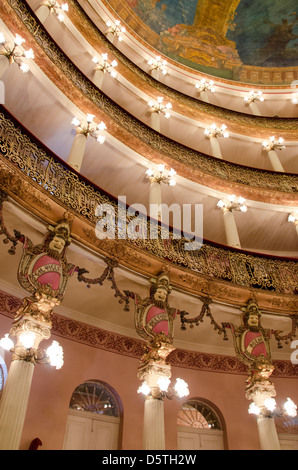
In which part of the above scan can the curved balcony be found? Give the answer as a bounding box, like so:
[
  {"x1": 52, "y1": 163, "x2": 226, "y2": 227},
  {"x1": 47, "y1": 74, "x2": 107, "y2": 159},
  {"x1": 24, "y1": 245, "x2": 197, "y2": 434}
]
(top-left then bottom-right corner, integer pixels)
[{"x1": 0, "y1": 107, "x2": 297, "y2": 313}]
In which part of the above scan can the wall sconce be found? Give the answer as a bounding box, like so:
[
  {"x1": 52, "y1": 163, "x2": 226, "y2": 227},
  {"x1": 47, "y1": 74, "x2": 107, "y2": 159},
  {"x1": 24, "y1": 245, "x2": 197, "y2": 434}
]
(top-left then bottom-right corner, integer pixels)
[
  {"x1": 138, "y1": 377, "x2": 189, "y2": 400},
  {"x1": 148, "y1": 56, "x2": 167, "y2": 76},
  {"x1": 0, "y1": 333, "x2": 64, "y2": 369},
  {"x1": 244, "y1": 90, "x2": 264, "y2": 104},
  {"x1": 145, "y1": 165, "x2": 177, "y2": 186},
  {"x1": 205, "y1": 123, "x2": 229, "y2": 139},
  {"x1": 249, "y1": 397, "x2": 297, "y2": 418},
  {"x1": 106, "y1": 20, "x2": 126, "y2": 41},
  {"x1": 92, "y1": 53, "x2": 118, "y2": 78},
  {"x1": 262, "y1": 136, "x2": 286, "y2": 152},
  {"x1": 148, "y1": 97, "x2": 172, "y2": 119},
  {"x1": 217, "y1": 195, "x2": 247, "y2": 212},
  {"x1": 196, "y1": 79, "x2": 215, "y2": 93}
]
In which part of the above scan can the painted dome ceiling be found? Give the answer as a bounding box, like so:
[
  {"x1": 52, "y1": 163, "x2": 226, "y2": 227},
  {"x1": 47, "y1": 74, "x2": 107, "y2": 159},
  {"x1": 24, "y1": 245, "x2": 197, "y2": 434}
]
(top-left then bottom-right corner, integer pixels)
[{"x1": 107, "y1": 0, "x2": 298, "y2": 84}]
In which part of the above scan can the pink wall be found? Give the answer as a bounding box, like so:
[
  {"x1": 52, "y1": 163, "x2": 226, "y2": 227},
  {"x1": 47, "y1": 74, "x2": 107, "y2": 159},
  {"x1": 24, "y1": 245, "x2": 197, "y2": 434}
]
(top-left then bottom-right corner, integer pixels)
[{"x1": 0, "y1": 315, "x2": 297, "y2": 451}]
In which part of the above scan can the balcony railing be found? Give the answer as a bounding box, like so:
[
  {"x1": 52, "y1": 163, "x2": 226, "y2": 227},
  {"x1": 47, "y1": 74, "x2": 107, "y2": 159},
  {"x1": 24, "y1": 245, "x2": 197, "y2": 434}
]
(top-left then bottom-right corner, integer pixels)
[{"x1": 0, "y1": 108, "x2": 297, "y2": 295}]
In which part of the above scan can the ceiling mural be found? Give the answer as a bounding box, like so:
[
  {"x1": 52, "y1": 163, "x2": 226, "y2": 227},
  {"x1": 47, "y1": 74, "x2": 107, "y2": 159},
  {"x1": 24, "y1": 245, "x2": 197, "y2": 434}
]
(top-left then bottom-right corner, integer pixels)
[{"x1": 113, "y1": 0, "x2": 298, "y2": 83}]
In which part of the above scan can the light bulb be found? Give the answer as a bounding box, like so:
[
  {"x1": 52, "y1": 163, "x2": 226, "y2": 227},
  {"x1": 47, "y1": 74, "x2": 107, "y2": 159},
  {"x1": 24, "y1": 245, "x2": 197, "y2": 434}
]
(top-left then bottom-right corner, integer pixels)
[
  {"x1": 137, "y1": 382, "x2": 150, "y2": 396},
  {"x1": 248, "y1": 403, "x2": 260, "y2": 415},
  {"x1": 157, "y1": 164, "x2": 165, "y2": 173},
  {"x1": 14, "y1": 34, "x2": 25, "y2": 46},
  {"x1": 72, "y1": 117, "x2": 80, "y2": 127},
  {"x1": 20, "y1": 63, "x2": 30, "y2": 73},
  {"x1": 97, "y1": 121, "x2": 107, "y2": 131},
  {"x1": 111, "y1": 60, "x2": 118, "y2": 68},
  {"x1": 157, "y1": 377, "x2": 170, "y2": 392},
  {"x1": 96, "y1": 136, "x2": 105, "y2": 144},
  {"x1": 146, "y1": 168, "x2": 154, "y2": 177},
  {"x1": 264, "y1": 398, "x2": 276, "y2": 412},
  {"x1": 284, "y1": 398, "x2": 297, "y2": 417},
  {"x1": 24, "y1": 49, "x2": 34, "y2": 59},
  {"x1": 61, "y1": 3, "x2": 69, "y2": 11},
  {"x1": 0, "y1": 33, "x2": 5, "y2": 44},
  {"x1": 174, "y1": 378, "x2": 189, "y2": 398},
  {"x1": 86, "y1": 114, "x2": 94, "y2": 123},
  {"x1": 19, "y1": 331, "x2": 36, "y2": 349},
  {"x1": 288, "y1": 214, "x2": 297, "y2": 223},
  {"x1": 46, "y1": 340, "x2": 64, "y2": 369}
]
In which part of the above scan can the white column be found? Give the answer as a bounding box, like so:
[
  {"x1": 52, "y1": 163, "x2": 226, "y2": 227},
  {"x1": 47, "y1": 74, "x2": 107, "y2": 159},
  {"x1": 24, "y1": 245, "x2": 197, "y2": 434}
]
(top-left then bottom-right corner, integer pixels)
[
  {"x1": 93, "y1": 69, "x2": 105, "y2": 89},
  {"x1": 0, "y1": 359, "x2": 35, "y2": 450},
  {"x1": 106, "y1": 32, "x2": 115, "y2": 44},
  {"x1": 267, "y1": 150, "x2": 285, "y2": 172},
  {"x1": 249, "y1": 101, "x2": 262, "y2": 116},
  {"x1": 210, "y1": 136, "x2": 222, "y2": 159},
  {"x1": 256, "y1": 415, "x2": 281, "y2": 450},
  {"x1": 223, "y1": 209, "x2": 241, "y2": 248},
  {"x1": 67, "y1": 131, "x2": 87, "y2": 172},
  {"x1": 151, "y1": 68, "x2": 159, "y2": 81},
  {"x1": 35, "y1": 5, "x2": 51, "y2": 23},
  {"x1": 149, "y1": 181, "x2": 162, "y2": 221},
  {"x1": 150, "y1": 111, "x2": 160, "y2": 132},
  {"x1": 0, "y1": 55, "x2": 9, "y2": 78},
  {"x1": 200, "y1": 90, "x2": 210, "y2": 103},
  {"x1": 143, "y1": 396, "x2": 165, "y2": 450}
]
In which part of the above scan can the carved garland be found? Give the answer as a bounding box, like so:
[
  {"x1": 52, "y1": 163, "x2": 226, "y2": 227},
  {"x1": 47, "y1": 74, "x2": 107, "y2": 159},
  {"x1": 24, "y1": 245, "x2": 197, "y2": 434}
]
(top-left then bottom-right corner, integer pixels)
[{"x1": 0, "y1": 289, "x2": 297, "y2": 378}]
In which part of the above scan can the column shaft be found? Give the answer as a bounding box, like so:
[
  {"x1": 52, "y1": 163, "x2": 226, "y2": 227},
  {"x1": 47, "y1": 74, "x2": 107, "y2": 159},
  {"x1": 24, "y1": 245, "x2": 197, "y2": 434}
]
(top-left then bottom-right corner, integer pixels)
[
  {"x1": 249, "y1": 102, "x2": 261, "y2": 116},
  {"x1": 93, "y1": 69, "x2": 104, "y2": 89},
  {"x1": 143, "y1": 397, "x2": 165, "y2": 450},
  {"x1": 150, "y1": 112, "x2": 160, "y2": 132},
  {"x1": 149, "y1": 181, "x2": 162, "y2": 221},
  {"x1": 223, "y1": 210, "x2": 241, "y2": 248},
  {"x1": 268, "y1": 150, "x2": 285, "y2": 172},
  {"x1": 0, "y1": 359, "x2": 35, "y2": 450},
  {"x1": 0, "y1": 56, "x2": 9, "y2": 78},
  {"x1": 210, "y1": 136, "x2": 222, "y2": 159},
  {"x1": 257, "y1": 416, "x2": 281, "y2": 450},
  {"x1": 35, "y1": 5, "x2": 50, "y2": 23}
]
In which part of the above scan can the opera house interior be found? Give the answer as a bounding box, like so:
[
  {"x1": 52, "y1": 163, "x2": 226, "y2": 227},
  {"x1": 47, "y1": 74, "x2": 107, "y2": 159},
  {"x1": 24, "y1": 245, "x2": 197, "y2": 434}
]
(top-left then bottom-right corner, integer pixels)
[{"x1": 0, "y1": 0, "x2": 297, "y2": 451}]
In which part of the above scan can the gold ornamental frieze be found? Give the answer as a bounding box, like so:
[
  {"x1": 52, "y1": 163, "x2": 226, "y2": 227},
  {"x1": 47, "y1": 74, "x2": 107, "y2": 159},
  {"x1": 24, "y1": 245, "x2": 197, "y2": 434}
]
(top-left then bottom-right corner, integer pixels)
[{"x1": 0, "y1": 108, "x2": 297, "y2": 312}]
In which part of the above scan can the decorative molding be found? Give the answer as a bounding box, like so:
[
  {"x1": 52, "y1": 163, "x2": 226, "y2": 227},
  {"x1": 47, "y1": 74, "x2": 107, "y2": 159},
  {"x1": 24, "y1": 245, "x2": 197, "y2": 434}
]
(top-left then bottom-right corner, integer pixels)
[{"x1": 0, "y1": 289, "x2": 297, "y2": 378}]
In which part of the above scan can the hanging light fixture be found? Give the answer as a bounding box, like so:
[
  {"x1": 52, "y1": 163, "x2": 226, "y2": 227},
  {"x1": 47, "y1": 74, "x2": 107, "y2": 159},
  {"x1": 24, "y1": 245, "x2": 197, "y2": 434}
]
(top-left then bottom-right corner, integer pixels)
[
  {"x1": 72, "y1": 114, "x2": 107, "y2": 144},
  {"x1": 0, "y1": 33, "x2": 35, "y2": 73}
]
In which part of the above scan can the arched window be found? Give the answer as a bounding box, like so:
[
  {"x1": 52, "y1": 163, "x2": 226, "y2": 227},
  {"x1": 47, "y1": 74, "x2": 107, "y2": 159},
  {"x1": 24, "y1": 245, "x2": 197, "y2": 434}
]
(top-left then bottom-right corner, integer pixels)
[
  {"x1": 63, "y1": 380, "x2": 123, "y2": 450},
  {"x1": 177, "y1": 399, "x2": 222, "y2": 430},
  {"x1": 177, "y1": 399, "x2": 225, "y2": 450},
  {"x1": 69, "y1": 380, "x2": 120, "y2": 418}
]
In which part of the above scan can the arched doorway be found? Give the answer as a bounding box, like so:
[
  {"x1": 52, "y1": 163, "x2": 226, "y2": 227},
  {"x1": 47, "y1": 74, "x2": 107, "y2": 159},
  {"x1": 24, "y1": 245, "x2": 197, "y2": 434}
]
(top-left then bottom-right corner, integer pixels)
[
  {"x1": 177, "y1": 398, "x2": 226, "y2": 450},
  {"x1": 63, "y1": 380, "x2": 123, "y2": 450}
]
